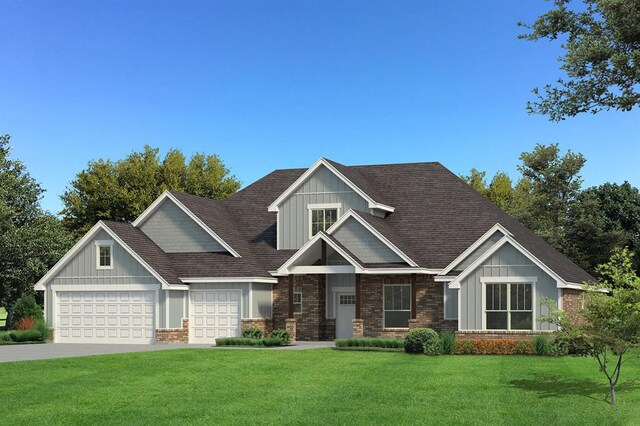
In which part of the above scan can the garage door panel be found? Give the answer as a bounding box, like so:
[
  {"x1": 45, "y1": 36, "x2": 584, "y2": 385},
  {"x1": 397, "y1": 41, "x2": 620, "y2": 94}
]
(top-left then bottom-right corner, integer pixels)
[
  {"x1": 190, "y1": 290, "x2": 241, "y2": 344},
  {"x1": 56, "y1": 290, "x2": 155, "y2": 344}
]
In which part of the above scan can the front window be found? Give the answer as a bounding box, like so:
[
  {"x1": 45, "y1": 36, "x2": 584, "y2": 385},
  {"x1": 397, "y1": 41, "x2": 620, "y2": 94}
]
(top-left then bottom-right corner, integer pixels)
[
  {"x1": 383, "y1": 285, "x2": 411, "y2": 328},
  {"x1": 293, "y1": 292, "x2": 302, "y2": 313},
  {"x1": 96, "y1": 244, "x2": 113, "y2": 269},
  {"x1": 310, "y1": 208, "x2": 338, "y2": 237},
  {"x1": 485, "y1": 283, "x2": 532, "y2": 330}
]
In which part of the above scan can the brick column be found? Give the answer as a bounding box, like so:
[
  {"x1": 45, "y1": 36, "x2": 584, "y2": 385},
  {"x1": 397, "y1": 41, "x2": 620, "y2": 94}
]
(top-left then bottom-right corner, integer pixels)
[
  {"x1": 352, "y1": 319, "x2": 364, "y2": 338},
  {"x1": 285, "y1": 318, "x2": 297, "y2": 342}
]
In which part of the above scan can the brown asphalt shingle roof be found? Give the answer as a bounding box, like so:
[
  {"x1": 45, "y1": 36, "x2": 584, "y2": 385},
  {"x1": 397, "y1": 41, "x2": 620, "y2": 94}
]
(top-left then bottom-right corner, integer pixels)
[{"x1": 108, "y1": 160, "x2": 595, "y2": 285}]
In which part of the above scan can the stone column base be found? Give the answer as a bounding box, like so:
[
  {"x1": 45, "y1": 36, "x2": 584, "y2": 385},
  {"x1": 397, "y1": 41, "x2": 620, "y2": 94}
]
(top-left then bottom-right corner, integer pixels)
[
  {"x1": 352, "y1": 318, "x2": 364, "y2": 338},
  {"x1": 156, "y1": 318, "x2": 189, "y2": 343},
  {"x1": 285, "y1": 318, "x2": 297, "y2": 342},
  {"x1": 408, "y1": 319, "x2": 420, "y2": 329}
]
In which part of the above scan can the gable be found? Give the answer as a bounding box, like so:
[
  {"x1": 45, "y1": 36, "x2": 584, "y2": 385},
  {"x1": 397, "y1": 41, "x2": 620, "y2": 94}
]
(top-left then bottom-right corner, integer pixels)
[
  {"x1": 52, "y1": 229, "x2": 159, "y2": 286},
  {"x1": 331, "y1": 216, "x2": 404, "y2": 264},
  {"x1": 139, "y1": 199, "x2": 227, "y2": 253},
  {"x1": 455, "y1": 231, "x2": 504, "y2": 271}
]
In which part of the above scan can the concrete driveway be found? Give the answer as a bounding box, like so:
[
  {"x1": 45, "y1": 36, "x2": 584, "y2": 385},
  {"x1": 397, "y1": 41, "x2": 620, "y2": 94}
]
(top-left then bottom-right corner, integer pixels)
[{"x1": 0, "y1": 343, "x2": 211, "y2": 363}]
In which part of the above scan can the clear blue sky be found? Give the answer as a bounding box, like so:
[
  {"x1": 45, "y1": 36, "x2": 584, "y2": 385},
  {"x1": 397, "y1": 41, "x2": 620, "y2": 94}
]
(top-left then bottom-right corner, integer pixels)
[{"x1": 1, "y1": 1, "x2": 639, "y2": 214}]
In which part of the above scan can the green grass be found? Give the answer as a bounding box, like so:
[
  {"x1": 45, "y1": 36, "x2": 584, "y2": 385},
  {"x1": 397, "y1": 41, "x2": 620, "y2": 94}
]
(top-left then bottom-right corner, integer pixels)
[{"x1": 2, "y1": 349, "x2": 640, "y2": 425}]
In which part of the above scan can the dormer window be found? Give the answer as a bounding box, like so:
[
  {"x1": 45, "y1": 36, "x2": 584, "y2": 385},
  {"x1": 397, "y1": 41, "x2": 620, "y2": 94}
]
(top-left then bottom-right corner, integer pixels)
[
  {"x1": 308, "y1": 203, "x2": 341, "y2": 238},
  {"x1": 95, "y1": 240, "x2": 114, "y2": 269}
]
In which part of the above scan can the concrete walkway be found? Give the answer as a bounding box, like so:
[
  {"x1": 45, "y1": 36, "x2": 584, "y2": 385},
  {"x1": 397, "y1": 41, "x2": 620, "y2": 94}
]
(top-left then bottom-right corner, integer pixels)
[{"x1": 0, "y1": 341, "x2": 334, "y2": 363}]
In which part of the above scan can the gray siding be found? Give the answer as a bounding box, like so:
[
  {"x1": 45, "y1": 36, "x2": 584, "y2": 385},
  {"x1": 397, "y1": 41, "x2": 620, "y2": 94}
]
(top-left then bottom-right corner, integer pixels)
[
  {"x1": 332, "y1": 218, "x2": 404, "y2": 264},
  {"x1": 278, "y1": 165, "x2": 370, "y2": 249},
  {"x1": 459, "y1": 243, "x2": 558, "y2": 331},
  {"x1": 326, "y1": 274, "x2": 355, "y2": 319},
  {"x1": 456, "y1": 231, "x2": 503, "y2": 270},
  {"x1": 167, "y1": 290, "x2": 186, "y2": 328},
  {"x1": 189, "y1": 282, "x2": 272, "y2": 319},
  {"x1": 140, "y1": 199, "x2": 226, "y2": 253},
  {"x1": 51, "y1": 230, "x2": 160, "y2": 286}
]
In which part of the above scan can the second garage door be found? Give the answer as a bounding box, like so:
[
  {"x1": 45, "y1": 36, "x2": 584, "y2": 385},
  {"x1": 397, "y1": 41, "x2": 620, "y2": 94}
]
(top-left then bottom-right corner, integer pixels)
[{"x1": 189, "y1": 290, "x2": 241, "y2": 344}]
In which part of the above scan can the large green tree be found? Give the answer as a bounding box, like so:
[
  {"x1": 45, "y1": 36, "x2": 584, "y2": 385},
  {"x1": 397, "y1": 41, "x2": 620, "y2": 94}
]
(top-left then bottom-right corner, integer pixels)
[
  {"x1": 61, "y1": 146, "x2": 241, "y2": 235},
  {"x1": 0, "y1": 135, "x2": 73, "y2": 309},
  {"x1": 519, "y1": 0, "x2": 640, "y2": 121}
]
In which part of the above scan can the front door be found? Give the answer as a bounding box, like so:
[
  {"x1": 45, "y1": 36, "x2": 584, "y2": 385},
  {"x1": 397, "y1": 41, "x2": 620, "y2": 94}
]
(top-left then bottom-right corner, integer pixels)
[{"x1": 336, "y1": 293, "x2": 356, "y2": 338}]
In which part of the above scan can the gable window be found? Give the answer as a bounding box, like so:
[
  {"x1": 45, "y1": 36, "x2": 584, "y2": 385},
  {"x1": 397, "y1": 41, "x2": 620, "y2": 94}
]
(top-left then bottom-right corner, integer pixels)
[
  {"x1": 95, "y1": 240, "x2": 114, "y2": 270},
  {"x1": 485, "y1": 282, "x2": 532, "y2": 330},
  {"x1": 293, "y1": 292, "x2": 302, "y2": 313},
  {"x1": 383, "y1": 284, "x2": 411, "y2": 328},
  {"x1": 308, "y1": 203, "x2": 341, "y2": 238}
]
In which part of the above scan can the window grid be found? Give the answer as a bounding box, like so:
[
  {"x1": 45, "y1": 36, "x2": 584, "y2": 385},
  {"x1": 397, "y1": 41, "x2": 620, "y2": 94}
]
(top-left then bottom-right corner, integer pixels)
[
  {"x1": 383, "y1": 284, "x2": 411, "y2": 329},
  {"x1": 97, "y1": 245, "x2": 112, "y2": 269},
  {"x1": 485, "y1": 283, "x2": 533, "y2": 331},
  {"x1": 310, "y1": 209, "x2": 338, "y2": 237},
  {"x1": 293, "y1": 292, "x2": 302, "y2": 313},
  {"x1": 339, "y1": 294, "x2": 356, "y2": 305}
]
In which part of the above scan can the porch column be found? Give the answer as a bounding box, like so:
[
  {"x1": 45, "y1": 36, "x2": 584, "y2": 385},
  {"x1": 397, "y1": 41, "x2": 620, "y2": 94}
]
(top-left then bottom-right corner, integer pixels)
[
  {"x1": 286, "y1": 274, "x2": 297, "y2": 342},
  {"x1": 355, "y1": 273, "x2": 361, "y2": 319},
  {"x1": 411, "y1": 273, "x2": 417, "y2": 319},
  {"x1": 353, "y1": 274, "x2": 363, "y2": 338}
]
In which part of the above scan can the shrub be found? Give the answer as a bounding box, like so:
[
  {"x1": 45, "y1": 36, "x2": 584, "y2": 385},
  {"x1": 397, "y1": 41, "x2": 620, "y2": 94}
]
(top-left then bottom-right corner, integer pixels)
[
  {"x1": 533, "y1": 335, "x2": 551, "y2": 356},
  {"x1": 269, "y1": 329, "x2": 291, "y2": 345},
  {"x1": 438, "y1": 331, "x2": 456, "y2": 355},
  {"x1": 9, "y1": 330, "x2": 43, "y2": 343},
  {"x1": 0, "y1": 332, "x2": 10, "y2": 342},
  {"x1": 11, "y1": 295, "x2": 43, "y2": 328},
  {"x1": 261, "y1": 337, "x2": 282, "y2": 346},
  {"x1": 458, "y1": 340, "x2": 476, "y2": 354},
  {"x1": 454, "y1": 339, "x2": 534, "y2": 355},
  {"x1": 514, "y1": 340, "x2": 533, "y2": 355},
  {"x1": 15, "y1": 316, "x2": 36, "y2": 331},
  {"x1": 241, "y1": 327, "x2": 263, "y2": 339},
  {"x1": 335, "y1": 338, "x2": 404, "y2": 349},
  {"x1": 404, "y1": 328, "x2": 439, "y2": 354},
  {"x1": 549, "y1": 339, "x2": 570, "y2": 356},
  {"x1": 216, "y1": 337, "x2": 262, "y2": 346},
  {"x1": 554, "y1": 333, "x2": 590, "y2": 356},
  {"x1": 36, "y1": 320, "x2": 50, "y2": 341}
]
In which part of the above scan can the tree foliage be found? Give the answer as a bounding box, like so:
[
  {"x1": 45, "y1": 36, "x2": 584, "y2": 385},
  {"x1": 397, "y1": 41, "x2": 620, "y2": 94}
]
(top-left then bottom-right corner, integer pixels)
[
  {"x1": 61, "y1": 145, "x2": 241, "y2": 235},
  {"x1": 0, "y1": 135, "x2": 74, "y2": 309},
  {"x1": 519, "y1": 0, "x2": 640, "y2": 121}
]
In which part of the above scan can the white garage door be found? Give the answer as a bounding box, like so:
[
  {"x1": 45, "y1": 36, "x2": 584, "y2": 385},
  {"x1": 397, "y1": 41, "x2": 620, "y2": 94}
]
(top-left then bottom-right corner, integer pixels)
[
  {"x1": 56, "y1": 291, "x2": 155, "y2": 344},
  {"x1": 190, "y1": 290, "x2": 240, "y2": 344}
]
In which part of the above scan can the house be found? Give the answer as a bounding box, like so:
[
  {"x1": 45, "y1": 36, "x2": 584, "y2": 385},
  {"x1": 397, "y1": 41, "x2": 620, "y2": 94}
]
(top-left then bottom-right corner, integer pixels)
[{"x1": 34, "y1": 158, "x2": 593, "y2": 344}]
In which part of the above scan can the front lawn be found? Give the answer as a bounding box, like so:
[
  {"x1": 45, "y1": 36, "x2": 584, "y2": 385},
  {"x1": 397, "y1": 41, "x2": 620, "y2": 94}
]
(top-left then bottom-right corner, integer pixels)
[{"x1": 3, "y1": 348, "x2": 639, "y2": 425}]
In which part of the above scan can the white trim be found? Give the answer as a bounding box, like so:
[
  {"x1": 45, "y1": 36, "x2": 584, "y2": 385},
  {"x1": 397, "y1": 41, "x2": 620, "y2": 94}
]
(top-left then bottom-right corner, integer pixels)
[
  {"x1": 325, "y1": 209, "x2": 419, "y2": 267},
  {"x1": 156, "y1": 288, "x2": 160, "y2": 330},
  {"x1": 558, "y1": 281, "x2": 587, "y2": 290},
  {"x1": 443, "y1": 283, "x2": 458, "y2": 320},
  {"x1": 557, "y1": 288, "x2": 563, "y2": 310},
  {"x1": 50, "y1": 284, "x2": 161, "y2": 291},
  {"x1": 267, "y1": 158, "x2": 395, "y2": 213},
  {"x1": 180, "y1": 277, "x2": 278, "y2": 284},
  {"x1": 94, "y1": 240, "x2": 114, "y2": 246},
  {"x1": 34, "y1": 221, "x2": 178, "y2": 291},
  {"x1": 289, "y1": 265, "x2": 356, "y2": 274},
  {"x1": 439, "y1": 223, "x2": 512, "y2": 276},
  {"x1": 307, "y1": 203, "x2": 342, "y2": 240},
  {"x1": 96, "y1": 241, "x2": 114, "y2": 270},
  {"x1": 480, "y1": 276, "x2": 538, "y2": 284},
  {"x1": 435, "y1": 276, "x2": 456, "y2": 282},
  {"x1": 482, "y1": 279, "x2": 536, "y2": 331},
  {"x1": 448, "y1": 235, "x2": 567, "y2": 289},
  {"x1": 165, "y1": 289, "x2": 170, "y2": 329},
  {"x1": 382, "y1": 283, "x2": 411, "y2": 329},
  {"x1": 132, "y1": 191, "x2": 241, "y2": 258},
  {"x1": 271, "y1": 267, "x2": 440, "y2": 277}
]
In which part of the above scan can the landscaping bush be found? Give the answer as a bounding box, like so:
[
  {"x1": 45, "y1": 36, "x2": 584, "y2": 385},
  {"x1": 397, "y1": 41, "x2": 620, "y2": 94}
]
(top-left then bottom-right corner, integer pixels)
[
  {"x1": 404, "y1": 328, "x2": 438, "y2": 354},
  {"x1": 15, "y1": 316, "x2": 36, "y2": 331},
  {"x1": 454, "y1": 339, "x2": 534, "y2": 355},
  {"x1": 11, "y1": 295, "x2": 44, "y2": 328},
  {"x1": 438, "y1": 331, "x2": 456, "y2": 355},
  {"x1": 553, "y1": 333, "x2": 590, "y2": 356},
  {"x1": 269, "y1": 329, "x2": 291, "y2": 345},
  {"x1": 532, "y1": 335, "x2": 551, "y2": 356},
  {"x1": 241, "y1": 327, "x2": 263, "y2": 339},
  {"x1": 9, "y1": 330, "x2": 43, "y2": 343},
  {"x1": 36, "y1": 320, "x2": 50, "y2": 341},
  {"x1": 0, "y1": 332, "x2": 11, "y2": 342},
  {"x1": 216, "y1": 337, "x2": 263, "y2": 346},
  {"x1": 261, "y1": 337, "x2": 282, "y2": 347},
  {"x1": 335, "y1": 338, "x2": 404, "y2": 349},
  {"x1": 549, "y1": 339, "x2": 570, "y2": 356}
]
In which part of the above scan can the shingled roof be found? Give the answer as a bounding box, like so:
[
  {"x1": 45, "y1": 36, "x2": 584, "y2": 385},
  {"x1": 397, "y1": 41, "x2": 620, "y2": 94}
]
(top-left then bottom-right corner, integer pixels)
[{"x1": 109, "y1": 160, "x2": 595, "y2": 285}]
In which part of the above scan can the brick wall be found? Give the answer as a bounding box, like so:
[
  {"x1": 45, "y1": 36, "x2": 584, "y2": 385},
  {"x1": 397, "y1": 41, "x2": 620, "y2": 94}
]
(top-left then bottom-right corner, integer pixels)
[
  {"x1": 156, "y1": 318, "x2": 189, "y2": 343},
  {"x1": 563, "y1": 288, "x2": 585, "y2": 325},
  {"x1": 242, "y1": 318, "x2": 273, "y2": 336},
  {"x1": 274, "y1": 275, "x2": 329, "y2": 341}
]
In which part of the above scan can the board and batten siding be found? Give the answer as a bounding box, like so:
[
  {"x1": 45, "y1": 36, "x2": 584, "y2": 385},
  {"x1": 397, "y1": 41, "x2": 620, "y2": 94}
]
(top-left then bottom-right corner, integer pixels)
[
  {"x1": 459, "y1": 243, "x2": 558, "y2": 331},
  {"x1": 326, "y1": 274, "x2": 355, "y2": 319},
  {"x1": 188, "y1": 283, "x2": 272, "y2": 319},
  {"x1": 332, "y1": 218, "x2": 403, "y2": 264},
  {"x1": 139, "y1": 199, "x2": 226, "y2": 253},
  {"x1": 456, "y1": 231, "x2": 504, "y2": 271},
  {"x1": 278, "y1": 165, "x2": 370, "y2": 249},
  {"x1": 51, "y1": 230, "x2": 159, "y2": 286}
]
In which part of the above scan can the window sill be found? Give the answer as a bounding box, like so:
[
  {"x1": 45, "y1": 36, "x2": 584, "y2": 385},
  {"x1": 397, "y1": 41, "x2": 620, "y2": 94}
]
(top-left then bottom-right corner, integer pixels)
[{"x1": 383, "y1": 328, "x2": 409, "y2": 331}]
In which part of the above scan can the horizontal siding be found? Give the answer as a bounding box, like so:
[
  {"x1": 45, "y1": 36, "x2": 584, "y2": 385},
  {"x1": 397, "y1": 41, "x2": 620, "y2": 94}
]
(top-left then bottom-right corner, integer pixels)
[
  {"x1": 332, "y1": 218, "x2": 403, "y2": 264},
  {"x1": 140, "y1": 199, "x2": 226, "y2": 253},
  {"x1": 460, "y1": 243, "x2": 558, "y2": 331},
  {"x1": 52, "y1": 230, "x2": 160, "y2": 286}
]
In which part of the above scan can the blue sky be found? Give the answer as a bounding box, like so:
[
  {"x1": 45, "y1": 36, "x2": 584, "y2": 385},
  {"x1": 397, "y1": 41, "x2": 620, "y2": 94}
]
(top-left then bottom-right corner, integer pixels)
[{"x1": 1, "y1": 1, "x2": 639, "y2": 214}]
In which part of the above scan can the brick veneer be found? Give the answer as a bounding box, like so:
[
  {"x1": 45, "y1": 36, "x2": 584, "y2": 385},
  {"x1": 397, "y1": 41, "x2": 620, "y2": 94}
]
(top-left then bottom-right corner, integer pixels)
[
  {"x1": 352, "y1": 319, "x2": 364, "y2": 338},
  {"x1": 563, "y1": 288, "x2": 585, "y2": 324},
  {"x1": 242, "y1": 318, "x2": 273, "y2": 336},
  {"x1": 274, "y1": 275, "x2": 331, "y2": 341},
  {"x1": 156, "y1": 318, "x2": 189, "y2": 343}
]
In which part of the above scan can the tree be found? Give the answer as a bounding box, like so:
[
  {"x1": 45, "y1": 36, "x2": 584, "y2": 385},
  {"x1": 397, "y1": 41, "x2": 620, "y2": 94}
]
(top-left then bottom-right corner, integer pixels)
[
  {"x1": 487, "y1": 172, "x2": 514, "y2": 211},
  {"x1": 544, "y1": 247, "x2": 640, "y2": 406},
  {"x1": 0, "y1": 135, "x2": 74, "y2": 309},
  {"x1": 460, "y1": 168, "x2": 488, "y2": 196},
  {"x1": 61, "y1": 145, "x2": 242, "y2": 235},
  {"x1": 519, "y1": 0, "x2": 640, "y2": 121}
]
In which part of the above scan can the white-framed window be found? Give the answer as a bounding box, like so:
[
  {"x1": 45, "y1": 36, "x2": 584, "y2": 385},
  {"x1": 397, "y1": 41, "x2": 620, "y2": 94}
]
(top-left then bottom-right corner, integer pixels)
[
  {"x1": 293, "y1": 292, "x2": 302, "y2": 313},
  {"x1": 443, "y1": 283, "x2": 458, "y2": 320},
  {"x1": 383, "y1": 284, "x2": 411, "y2": 328},
  {"x1": 308, "y1": 203, "x2": 341, "y2": 238},
  {"x1": 95, "y1": 240, "x2": 114, "y2": 270},
  {"x1": 485, "y1": 282, "x2": 533, "y2": 330}
]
